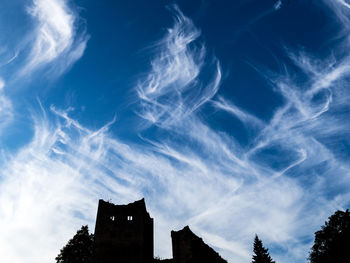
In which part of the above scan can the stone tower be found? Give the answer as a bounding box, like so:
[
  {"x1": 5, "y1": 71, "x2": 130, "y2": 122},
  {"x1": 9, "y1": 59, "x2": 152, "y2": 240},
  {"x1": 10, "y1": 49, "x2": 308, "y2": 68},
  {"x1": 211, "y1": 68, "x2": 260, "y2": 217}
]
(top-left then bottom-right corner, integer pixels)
[
  {"x1": 171, "y1": 226, "x2": 227, "y2": 263},
  {"x1": 94, "y1": 199, "x2": 154, "y2": 263}
]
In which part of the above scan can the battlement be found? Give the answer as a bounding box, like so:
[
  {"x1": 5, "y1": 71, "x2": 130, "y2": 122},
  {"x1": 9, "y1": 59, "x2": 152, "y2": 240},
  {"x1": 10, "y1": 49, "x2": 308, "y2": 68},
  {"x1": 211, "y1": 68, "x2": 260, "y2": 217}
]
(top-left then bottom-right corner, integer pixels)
[
  {"x1": 95, "y1": 199, "x2": 151, "y2": 223},
  {"x1": 94, "y1": 199, "x2": 154, "y2": 263}
]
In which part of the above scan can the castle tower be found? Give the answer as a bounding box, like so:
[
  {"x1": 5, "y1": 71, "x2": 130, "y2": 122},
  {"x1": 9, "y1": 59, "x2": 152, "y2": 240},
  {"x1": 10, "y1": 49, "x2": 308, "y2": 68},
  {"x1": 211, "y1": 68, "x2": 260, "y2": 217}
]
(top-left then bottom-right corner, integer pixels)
[
  {"x1": 94, "y1": 199, "x2": 154, "y2": 263},
  {"x1": 171, "y1": 226, "x2": 227, "y2": 263}
]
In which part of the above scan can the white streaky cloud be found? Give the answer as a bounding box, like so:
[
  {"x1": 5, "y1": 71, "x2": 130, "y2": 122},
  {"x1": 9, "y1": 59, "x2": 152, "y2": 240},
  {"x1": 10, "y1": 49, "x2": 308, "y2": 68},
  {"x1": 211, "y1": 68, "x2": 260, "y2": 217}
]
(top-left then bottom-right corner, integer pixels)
[
  {"x1": 194, "y1": 230, "x2": 251, "y2": 262},
  {"x1": 20, "y1": 0, "x2": 88, "y2": 77},
  {"x1": 338, "y1": 0, "x2": 350, "y2": 9},
  {"x1": 212, "y1": 96, "x2": 264, "y2": 127},
  {"x1": 320, "y1": 0, "x2": 350, "y2": 29},
  {"x1": 274, "y1": 0, "x2": 283, "y2": 10},
  {"x1": 287, "y1": 49, "x2": 350, "y2": 98},
  {"x1": 0, "y1": 78, "x2": 4, "y2": 90},
  {"x1": 273, "y1": 149, "x2": 307, "y2": 178},
  {"x1": 0, "y1": 50, "x2": 19, "y2": 67},
  {"x1": 246, "y1": 43, "x2": 350, "y2": 163},
  {"x1": 230, "y1": 0, "x2": 283, "y2": 43},
  {"x1": 136, "y1": 5, "x2": 221, "y2": 128},
  {"x1": 0, "y1": 78, "x2": 13, "y2": 132}
]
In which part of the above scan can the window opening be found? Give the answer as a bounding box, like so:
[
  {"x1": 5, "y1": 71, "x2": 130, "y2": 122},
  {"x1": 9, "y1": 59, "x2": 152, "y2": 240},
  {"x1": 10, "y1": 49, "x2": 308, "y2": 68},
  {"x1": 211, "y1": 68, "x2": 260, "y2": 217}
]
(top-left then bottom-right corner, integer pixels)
[{"x1": 127, "y1": 216, "x2": 133, "y2": 221}]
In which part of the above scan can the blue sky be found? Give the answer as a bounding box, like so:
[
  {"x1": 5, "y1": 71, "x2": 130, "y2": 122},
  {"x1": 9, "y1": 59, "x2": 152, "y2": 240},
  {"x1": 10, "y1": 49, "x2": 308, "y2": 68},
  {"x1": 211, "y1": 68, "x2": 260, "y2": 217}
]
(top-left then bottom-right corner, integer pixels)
[{"x1": 1, "y1": 0, "x2": 350, "y2": 262}]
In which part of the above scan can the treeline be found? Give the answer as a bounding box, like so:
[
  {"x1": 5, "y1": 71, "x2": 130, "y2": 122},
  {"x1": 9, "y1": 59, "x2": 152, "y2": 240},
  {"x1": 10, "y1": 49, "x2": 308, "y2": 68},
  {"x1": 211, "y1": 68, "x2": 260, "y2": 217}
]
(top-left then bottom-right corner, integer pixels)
[{"x1": 55, "y1": 209, "x2": 350, "y2": 263}]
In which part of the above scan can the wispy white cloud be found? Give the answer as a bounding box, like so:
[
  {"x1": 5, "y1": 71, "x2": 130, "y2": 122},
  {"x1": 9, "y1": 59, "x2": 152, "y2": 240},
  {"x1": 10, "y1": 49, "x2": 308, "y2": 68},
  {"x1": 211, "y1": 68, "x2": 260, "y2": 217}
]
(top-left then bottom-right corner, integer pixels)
[
  {"x1": 0, "y1": 50, "x2": 19, "y2": 68},
  {"x1": 337, "y1": 0, "x2": 350, "y2": 10},
  {"x1": 0, "y1": 0, "x2": 89, "y2": 260},
  {"x1": 274, "y1": 0, "x2": 283, "y2": 10},
  {"x1": 320, "y1": 0, "x2": 350, "y2": 29},
  {"x1": 212, "y1": 96, "x2": 264, "y2": 128},
  {"x1": 0, "y1": 78, "x2": 13, "y2": 132},
  {"x1": 19, "y1": 0, "x2": 88, "y2": 77},
  {"x1": 136, "y1": 6, "x2": 221, "y2": 128}
]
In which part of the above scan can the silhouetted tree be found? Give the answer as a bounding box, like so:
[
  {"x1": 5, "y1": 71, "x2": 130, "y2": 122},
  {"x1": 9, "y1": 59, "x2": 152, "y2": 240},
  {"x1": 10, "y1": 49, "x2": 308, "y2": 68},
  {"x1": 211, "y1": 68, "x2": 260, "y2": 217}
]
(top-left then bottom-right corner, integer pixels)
[
  {"x1": 252, "y1": 235, "x2": 275, "y2": 263},
  {"x1": 55, "y1": 225, "x2": 94, "y2": 263},
  {"x1": 309, "y1": 209, "x2": 350, "y2": 263}
]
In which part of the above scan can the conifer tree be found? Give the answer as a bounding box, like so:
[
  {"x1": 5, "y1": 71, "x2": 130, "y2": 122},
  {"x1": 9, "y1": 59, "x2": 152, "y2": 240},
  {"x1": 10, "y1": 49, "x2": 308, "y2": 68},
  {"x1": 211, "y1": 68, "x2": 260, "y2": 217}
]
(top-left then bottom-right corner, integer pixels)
[
  {"x1": 252, "y1": 235, "x2": 275, "y2": 263},
  {"x1": 55, "y1": 225, "x2": 94, "y2": 263}
]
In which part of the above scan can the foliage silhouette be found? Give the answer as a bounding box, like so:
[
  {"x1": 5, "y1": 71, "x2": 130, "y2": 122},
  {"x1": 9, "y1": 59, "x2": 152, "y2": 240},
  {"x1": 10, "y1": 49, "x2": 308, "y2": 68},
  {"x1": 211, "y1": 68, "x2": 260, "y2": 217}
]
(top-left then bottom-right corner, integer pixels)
[
  {"x1": 309, "y1": 209, "x2": 350, "y2": 262},
  {"x1": 252, "y1": 235, "x2": 275, "y2": 263},
  {"x1": 55, "y1": 225, "x2": 94, "y2": 263},
  {"x1": 154, "y1": 256, "x2": 162, "y2": 262}
]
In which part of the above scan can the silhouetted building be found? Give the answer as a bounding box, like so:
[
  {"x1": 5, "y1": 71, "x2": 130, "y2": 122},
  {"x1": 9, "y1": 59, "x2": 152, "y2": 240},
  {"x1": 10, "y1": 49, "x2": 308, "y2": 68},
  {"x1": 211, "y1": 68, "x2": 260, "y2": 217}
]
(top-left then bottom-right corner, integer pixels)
[
  {"x1": 93, "y1": 199, "x2": 227, "y2": 263},
  {"x1": 154, "y1": 259, "x2": 173, "y2": 263},
  {"x1": 94, "y1": 199, "x2": 154, "y2": 263},
  {"x1": 171, "y1": 226, "x2": 227, "y2": 263}
]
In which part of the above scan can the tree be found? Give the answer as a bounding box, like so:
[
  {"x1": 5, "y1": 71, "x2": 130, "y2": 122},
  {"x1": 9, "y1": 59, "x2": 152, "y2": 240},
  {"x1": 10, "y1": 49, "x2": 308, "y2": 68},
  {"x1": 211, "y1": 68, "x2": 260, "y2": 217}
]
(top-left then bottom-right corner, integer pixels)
[
  {"x1": 309, "y1": 209, "x2": 350, "y2": 263},
  {"x1": 55, "y1": 225, "x2": 94, "y2": 263},
  {"x1": 252, "y1": 235, "x2": 275, "y2": 263}
]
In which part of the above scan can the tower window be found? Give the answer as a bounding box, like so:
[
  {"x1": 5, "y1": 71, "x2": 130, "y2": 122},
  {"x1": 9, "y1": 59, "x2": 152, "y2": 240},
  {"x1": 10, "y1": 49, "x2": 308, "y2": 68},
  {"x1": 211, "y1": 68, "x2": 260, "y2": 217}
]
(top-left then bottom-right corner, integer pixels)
[{"x1": 127, "y1": 216, "x2": 133, "y2": 221}]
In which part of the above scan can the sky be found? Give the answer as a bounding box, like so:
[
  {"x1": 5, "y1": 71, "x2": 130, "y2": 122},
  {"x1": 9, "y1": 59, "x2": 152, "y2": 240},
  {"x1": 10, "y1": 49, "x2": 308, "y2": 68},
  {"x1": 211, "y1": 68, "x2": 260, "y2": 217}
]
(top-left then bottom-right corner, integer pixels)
[{"x1": 0, "y1": 0, "x2": 350, "y2": 262}]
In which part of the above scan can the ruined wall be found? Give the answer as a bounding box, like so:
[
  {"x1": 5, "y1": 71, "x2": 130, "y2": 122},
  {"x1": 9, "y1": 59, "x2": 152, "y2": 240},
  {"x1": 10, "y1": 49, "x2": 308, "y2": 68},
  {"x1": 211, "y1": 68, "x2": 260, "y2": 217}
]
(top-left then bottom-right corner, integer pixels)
[
  {"x1": 94, "y1": 199, "x2": 154, "y2": 263},
  {"x1": 154, "y1": 259, "x2": 173, "y2": 263},
  {"x1": 171, "y1": 226, "x2": 227, "y2": 263}
]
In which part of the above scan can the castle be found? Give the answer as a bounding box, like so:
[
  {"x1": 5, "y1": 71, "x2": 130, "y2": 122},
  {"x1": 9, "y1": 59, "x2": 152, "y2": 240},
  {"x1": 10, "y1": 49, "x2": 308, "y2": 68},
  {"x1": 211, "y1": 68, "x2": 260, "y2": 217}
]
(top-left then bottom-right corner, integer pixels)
[{"x1": 94, "y1": 199, "x2": 227, "y2": 263}]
